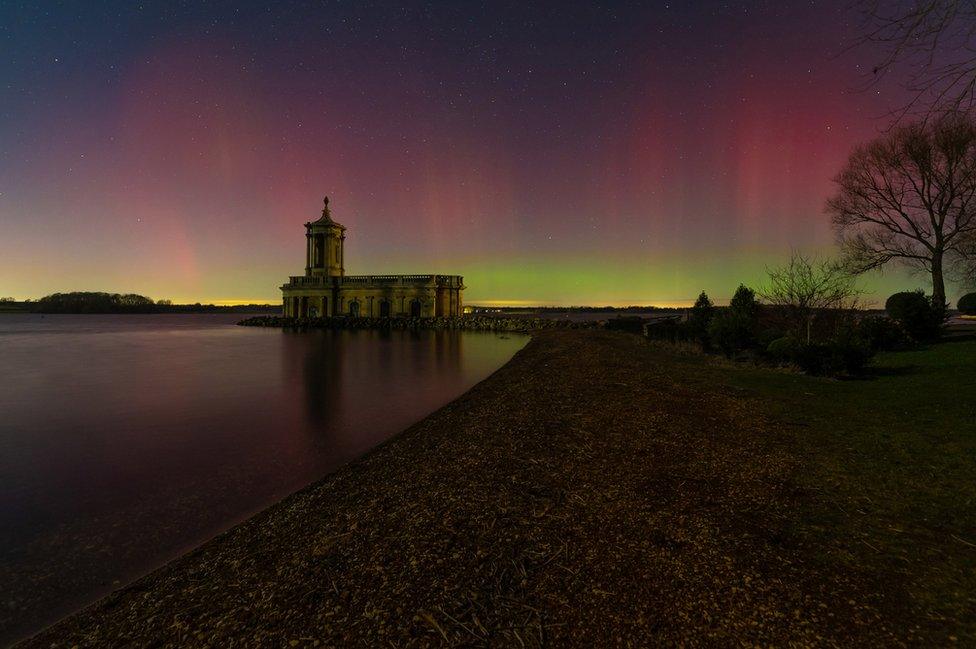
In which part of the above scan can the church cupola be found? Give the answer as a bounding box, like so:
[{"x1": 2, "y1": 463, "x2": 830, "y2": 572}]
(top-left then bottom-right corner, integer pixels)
[{"x1": 304, "y1": 196, "x2": 346, "y2": 278}]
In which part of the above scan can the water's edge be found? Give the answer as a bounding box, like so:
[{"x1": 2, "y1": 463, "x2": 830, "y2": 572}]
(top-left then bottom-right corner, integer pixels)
[{"x1": 14, "y1": 333, "x2": 531, "y2": 647}]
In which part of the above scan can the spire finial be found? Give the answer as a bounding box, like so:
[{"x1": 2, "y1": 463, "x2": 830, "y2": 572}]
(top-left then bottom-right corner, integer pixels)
[{"x1": 322, "y1": 195, "x2": 331, "y2": 219}]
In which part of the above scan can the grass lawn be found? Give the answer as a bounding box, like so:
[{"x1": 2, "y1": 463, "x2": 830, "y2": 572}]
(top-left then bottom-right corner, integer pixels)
[{"x1": 675, "y1": 334, "x2": 976, "y2": 640}]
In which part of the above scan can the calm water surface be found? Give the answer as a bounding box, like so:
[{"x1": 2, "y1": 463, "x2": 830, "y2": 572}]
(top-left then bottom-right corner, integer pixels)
[{"x1": 0, "y1": 314, "x2": 526, "y2": 644}]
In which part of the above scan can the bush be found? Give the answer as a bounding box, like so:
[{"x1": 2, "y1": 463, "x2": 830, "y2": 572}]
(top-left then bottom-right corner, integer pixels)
[
  {"x1": 757, "y1": 328, "x2": 785, "y2": 349},
  {"x1": 830, "y1": 329, "x2": 874, "y2": 375},
  {"x1": 785, "y1": 323, "x2": 874, "y2": 376},
  {"x1": 856, "y1": 316, "x2": 914, "y2": 352},
  {"x1": 793, "y1": 343, "x2": 834, "y2": 375},
  {"x1": 959, "y1": 292, "x2": 976, "y2": 315},
  {"x1": 766, "y1": 336, "x2": 799, "y2": 362},
  {"x1": 885, "y1": 290, "x2": 943, "y2": 341},
  {"x1": 708, "y1": 310, "x2": 755, "y2": 357}
]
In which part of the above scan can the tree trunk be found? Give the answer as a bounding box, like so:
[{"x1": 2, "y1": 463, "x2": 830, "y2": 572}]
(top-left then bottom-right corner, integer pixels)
[{"x1": 931, "y1": 252, "x2": 946, "y2": 308}]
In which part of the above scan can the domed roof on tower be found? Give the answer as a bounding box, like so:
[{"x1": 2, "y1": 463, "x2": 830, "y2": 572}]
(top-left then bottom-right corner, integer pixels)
[{"x1": 308, "y1": 196, "x2": 346, "y2": 229}]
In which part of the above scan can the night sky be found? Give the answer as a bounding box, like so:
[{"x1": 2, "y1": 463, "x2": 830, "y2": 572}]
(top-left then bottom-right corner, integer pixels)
[{"x1": 0, "y1": 1, "x2": 930, "y2": 305}]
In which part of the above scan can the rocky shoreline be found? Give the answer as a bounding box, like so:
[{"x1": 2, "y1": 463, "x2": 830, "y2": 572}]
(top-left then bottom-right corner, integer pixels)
[{"x1": 238, "y1": 314, "x2": 600, "y2": 332}]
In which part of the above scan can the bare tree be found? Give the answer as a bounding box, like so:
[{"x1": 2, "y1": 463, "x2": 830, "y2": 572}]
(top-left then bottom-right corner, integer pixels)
[
  {"x1": 760, "y1": 252, "x2": 861, "y2": 344},
  {"x1": 856, "y1": 1, "x2": 976, "y2": 117},
  {"x1": 826, "y1": 112, "x2": 976, "y2": 307}
]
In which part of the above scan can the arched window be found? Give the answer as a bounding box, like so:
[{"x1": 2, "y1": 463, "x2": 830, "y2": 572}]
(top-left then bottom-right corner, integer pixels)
[
  {"x1": 410, "y1": 299, "x2": 422, "y2": 318},
  {"x1": 349, "y1": 301, "x2": 360, "y2": 317},
  {"x1": 379, "y1": 300, "x2": 391, "y2": 317},
  {"x1": 315, "y1": 234, "x2": 325, "y2": 268}
]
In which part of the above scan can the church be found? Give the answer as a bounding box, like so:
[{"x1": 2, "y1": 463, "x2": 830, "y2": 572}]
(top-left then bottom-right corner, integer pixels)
[{"x1": 281, "y1": 197, "x2": 465, "y2": 318}]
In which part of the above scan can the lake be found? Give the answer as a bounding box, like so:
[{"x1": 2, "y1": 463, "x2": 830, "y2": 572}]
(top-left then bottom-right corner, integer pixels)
[{"x1": 0, "y1": 314, "x2": 527, "y2": 645}]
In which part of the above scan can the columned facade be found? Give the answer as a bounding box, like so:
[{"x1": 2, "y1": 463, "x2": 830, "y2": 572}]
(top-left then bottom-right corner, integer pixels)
[{"x1": 281, "y1": 197, "x2": 464, "y2": 318}]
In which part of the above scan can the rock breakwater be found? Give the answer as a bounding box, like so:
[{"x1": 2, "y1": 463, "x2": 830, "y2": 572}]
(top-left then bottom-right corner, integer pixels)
[{"x1": 237, "y1": 315, "x2": 599, "y2": 332}]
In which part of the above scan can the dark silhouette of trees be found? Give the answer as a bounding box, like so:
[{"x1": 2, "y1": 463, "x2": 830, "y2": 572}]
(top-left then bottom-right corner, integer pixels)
[
  {"x1": 33, "y1": 292, "x2": 157, "y2": 313},
  {"x1": 28, "y1": 293, "x2": 279, "y2": 314},
  {"x1": 827, "y1": 112, "x2": 976, "y2": 308},
  {"x1": 856, "y1": 1, "x2": 976, "y2": 116},
  {"x1": 687, "y1": 291, "x2": 714, "y2": 346},
  {"x1": 687, "y1": 291, "x2": 715, "y2": 350},
  {"x1": 760, "y1": 252, "x2": 861, "y2": 344},
  {"x1": 886, "y1": 290, "x2": 945, "y2": 340},
  {"x1": 708, "y1": 285, "x2": 759, "y2": 357},
  {"x1": 728, "y1": 284, "x2": 759, "y2": 320}
]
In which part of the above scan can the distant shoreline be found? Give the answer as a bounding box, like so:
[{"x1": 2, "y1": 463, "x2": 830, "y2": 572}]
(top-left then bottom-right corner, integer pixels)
[{"x1": 0, "y1": 303, "x2": 282, "y2": 315}]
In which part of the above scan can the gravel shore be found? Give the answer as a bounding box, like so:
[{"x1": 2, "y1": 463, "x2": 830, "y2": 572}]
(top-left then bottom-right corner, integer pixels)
[{"x1": 23, "y1": 331, "x2": 901, "y2": 647}]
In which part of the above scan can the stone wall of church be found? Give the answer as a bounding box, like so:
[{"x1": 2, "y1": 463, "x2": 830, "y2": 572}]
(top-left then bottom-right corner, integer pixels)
[
  {"x1": 281, "y1": 284, "x2": 463, "y2": 318},
  {"x1": 282, "y1": 290, "x2": 332, "y2": 318},
  {"x1": 337, "y1": 287, "x2": 436, "y2": 318}
]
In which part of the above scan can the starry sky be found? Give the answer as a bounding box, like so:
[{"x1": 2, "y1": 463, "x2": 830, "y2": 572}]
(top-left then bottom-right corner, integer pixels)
[{"x1": 0, "y1": 1, "x2": 943, "y2": 306}]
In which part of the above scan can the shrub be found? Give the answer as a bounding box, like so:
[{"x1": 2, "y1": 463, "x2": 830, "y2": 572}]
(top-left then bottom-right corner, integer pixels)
[
  {"x1": 856, "y1": 316, "x2": 914, "y2": 352},
  {"x1": 708, "y1": 310, "x2": 755, "y2": 357},
  {"x1": 959, "y1": 292, "x2": 976, "y2": 315},
  {"x1": 766, "y1": 336, "x2": 799, "y2": 363},
  {"x1": 830, "y1": 328, "x2": 874, "y2": 375},
  {"x1": 790, "y1": 330, "x2": 873, "y2": 376},
  {"x1": 793, "y1": 343, "x2": 834, "y2": 375},
  {"x1": 760, "y1": 252, "x2": 861, "y2": 343},
  {"x1": 606, "y1": 316, "x2": 645, "y2": 333},
  {"x1": 885, "y1": 290, "x2": 943, "y2": 341},
  {"x1": 757, "y1": 328, "x2": 785, "y2": 349}
]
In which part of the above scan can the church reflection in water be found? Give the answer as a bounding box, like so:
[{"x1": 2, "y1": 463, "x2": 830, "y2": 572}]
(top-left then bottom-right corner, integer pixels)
[
  {"x1": 0, "y1": 317, "x2": 525, "y2": 646},
  {"x1": 299, "y1": 330, "x2": 345, "y2": 429},
  {"x1": 284, "y1": 329, "x2": 476, "y2": 449}
]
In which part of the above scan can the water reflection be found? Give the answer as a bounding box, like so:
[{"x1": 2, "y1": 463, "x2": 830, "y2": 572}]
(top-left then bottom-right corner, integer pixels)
[
  {"x1": 0, "y1": 315, "x2": 526, "y2": 645},
  {"x1": 299, "y1": 330, "x2": 345, "y2": 429}
]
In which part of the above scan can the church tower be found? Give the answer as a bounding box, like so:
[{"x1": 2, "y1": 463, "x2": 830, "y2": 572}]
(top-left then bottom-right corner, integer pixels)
[
  {"x1": 282, "y1": 195, "x2": 463, "y2": 319},
  {"x1": 304, "y1": 196, "x2": 345, "y2": 278}
]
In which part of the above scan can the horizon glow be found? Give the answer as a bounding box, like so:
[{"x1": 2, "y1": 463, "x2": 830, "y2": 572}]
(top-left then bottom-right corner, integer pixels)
[{"x1": 0, "y1": 2, "x2": 958, "y2": 306}]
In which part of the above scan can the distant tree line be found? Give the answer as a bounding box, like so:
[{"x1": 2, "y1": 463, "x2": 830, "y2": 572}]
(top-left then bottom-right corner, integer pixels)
[
  {"x1": 29, "y1": 292, "x2": 281, "y2": 314},
  {"x1": 32, "y1": 292, "x2": 158, "y2": 313}
]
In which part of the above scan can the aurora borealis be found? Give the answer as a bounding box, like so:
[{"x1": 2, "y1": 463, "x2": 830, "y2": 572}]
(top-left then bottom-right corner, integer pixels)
[{"x1": 0, "y1": 1, "x2": 939, "y2": 305}]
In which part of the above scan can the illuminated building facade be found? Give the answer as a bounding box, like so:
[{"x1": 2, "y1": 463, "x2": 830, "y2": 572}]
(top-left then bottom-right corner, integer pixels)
[{"x1": 281, "y1": 198, "x2": 465, "y2": 318}]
